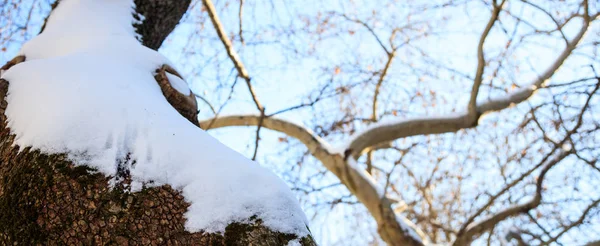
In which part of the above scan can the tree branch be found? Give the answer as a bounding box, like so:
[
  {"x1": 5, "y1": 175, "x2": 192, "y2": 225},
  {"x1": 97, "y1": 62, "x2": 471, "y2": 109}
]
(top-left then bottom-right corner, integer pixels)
[
  {"x1": 545, "y1": 198, "x2": 600, "y2": 245},
  {"x1": 453, "y1": 150, "x2": 571, "y2": 245},
  {"x1": 454, "y1": 67, "x2": 600, "y2": 244},
  {"x1": 339, "y1": 14, "x2": 392, "y2": 55},
  {"x1": 133, "y1": 0, "x2": 192, "y2": 50},
  {"x1": 198, "y1": 115, "x2": 427, "y2": 246},
  {"x1": 202, "y1": 0, "x2": 264, "y2": 112},
  {"x1": 345, "y1": 13, "x2": 592, "y2": 159},
  {"x1": 200, "y1": 115, "x2": 334, "y2": 162},
  {"x1": 238, "y1": 0, "x2": 245, "y2": 45},
  {"x1": 194, "y1": 2, "x2": 597, "y2": 245},
  {"x1": 41, "y1": 0, "x2": 192, "y2": 51},
  {"x1": 372, "y1": 51, "x2": 396, "y2": 121},
  {"x1": 468, "y1": 1, "x2": 504, "y2": 117}
]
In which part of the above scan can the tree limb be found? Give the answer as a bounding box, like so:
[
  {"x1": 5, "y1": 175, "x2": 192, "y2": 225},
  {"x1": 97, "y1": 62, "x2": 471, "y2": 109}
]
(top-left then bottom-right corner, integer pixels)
[
  {"x1": 345, "y1": 12, "x2": 592, "y2": 159},
  {"x1": 545, "y1": 198, "x2": 600, "y2": 245},
  {"x1": 239, "y1": 0, "x2": 245, "y2": 45},
  {"x1": 339, "y1": 14, "x2": 392, "y2": 55},
  {"x1": 202, "y1": 0, "x2": 264, "y2": 112},
  {"x1": 200, "y1": 115, "x2": 334, "y2": 162},
  {"x1": 41, "y1": 0, "x2": 192, "y2": 51},
  {"x1": 199, "y1": 115, "x2": 427, "y2": 246},
  {"x1": 133, "y1": 0, "x2": 192, "y2": 50},
  {"x1": 453, "y1": 150, "x2": 571, "y2": 245},
  {"x1": 195, "y1": 2, "x2": 598, "y2": 245},
  {"x1": 468, "y1": 1, "x2": 504, "y2": 117},
  {"x1": 454, "y1": 64, "x2": 600, "y2": 244}
]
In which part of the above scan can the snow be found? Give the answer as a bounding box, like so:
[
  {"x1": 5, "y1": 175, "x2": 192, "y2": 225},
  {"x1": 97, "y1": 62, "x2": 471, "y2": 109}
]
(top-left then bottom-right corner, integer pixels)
[
  {"x1": 395, "y1": 215, "x2": 426, "y2": 245},
  {"x1": 286, "y1": 239, "x2": 302, "y2": 246},
  {"x1": 346, "y1": 157, "x2": 385, "y2": 197},
  {"x1": 347, "y1": 157, "x2": 426, "y2": 244},
  {"x1": 165, "y1": 72, "x2": 191, "y2": 95},
  {"x1": 1, "y1": 0, "x2": 308, "y2": 237}
]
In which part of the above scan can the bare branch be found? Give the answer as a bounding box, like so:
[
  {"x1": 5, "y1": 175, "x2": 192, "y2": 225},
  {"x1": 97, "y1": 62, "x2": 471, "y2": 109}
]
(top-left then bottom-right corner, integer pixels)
[
  {"x1": 545, "y1": 198, "x2": 600, "y2": 244},
  {"x1": 251, "y1": 112, "x2": 265, "y2": 161},
  {"x1": 372, "y1": 51, "x2": 396, "y2": 121},
  {"x1": 454, "y1": 69, "x2": 600, "y2": 244},
  {"x1": 345, "y1": 13, "x2": 593, "y2": 159},
  {"x1": 200, "y1": 115, "x2": 334, "y2": 162},
  {"x1": 453, "y1": 150, "x2": 571, "y2": 245},
  {"x1": 193, "y1": 94, "x2": 217, "y2": 115},
  {"x1": 193, "y1": 2, "x2": 598, "y2": 244},
  {"x1": 198, "y1": 115, "x2": 427, "y2": 245},
  {"x1": 202, "y1": 0, "x2": 264, "y2": 112},
  {"x1": 585, "y1": 239, "x2": 600, "y2": 246},
  {"x1": 468, "y1": 1, "x2": 504, "y2": 117},
  {"x1": 339, "y1": 13, "x2": 392, "y2": 55},
  {"x1": 238, "y1": 0, "x2": 245, "y2": 45},
  {"x1": 519, "y1": 0, "x2": 569, "y2": 44}
]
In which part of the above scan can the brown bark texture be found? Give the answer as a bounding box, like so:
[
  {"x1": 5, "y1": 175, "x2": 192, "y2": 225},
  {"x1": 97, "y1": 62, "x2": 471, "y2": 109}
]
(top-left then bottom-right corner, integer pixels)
[
  {"x1": 154, "y1": 64, "x2": 200, "y2": 127},
  {"x1": 0, "y1": 0, "x2": 315, "y2": 245},
  {"x1": 0, "y1": 78, "x2": 313, "y2": 246},
  {"x1": 132, "y1": 0, "x2": 192, "y2": 50}
]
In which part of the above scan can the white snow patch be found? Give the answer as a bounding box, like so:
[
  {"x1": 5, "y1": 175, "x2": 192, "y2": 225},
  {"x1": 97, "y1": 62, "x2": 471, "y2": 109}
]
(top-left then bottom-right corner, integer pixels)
[
  {"x1": 395, "y1": 215, "x2": 426, "y2": 245},
  {"x1": 165, "y1": 72, "x2": 191, "y2": 95},
  {"x1": 347, "y1": 157, "x2": 426, "y2": 244},
  {"x1": 2, "y1": 0, "x2": 308, "y2": 237},
  {"x1": 133, "y1": 12, "x2": 146, "y2": 25},
  {"x1": 346, "y1": 158, "x2": 384, "y2": 197},
  {"x1": 286, "y1": 239, "x2": 302, "y2": 246}
]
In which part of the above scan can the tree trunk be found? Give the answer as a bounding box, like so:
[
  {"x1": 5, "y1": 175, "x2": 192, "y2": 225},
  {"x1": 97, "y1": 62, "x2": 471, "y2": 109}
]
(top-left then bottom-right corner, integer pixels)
[{"x1": 0, "y1": 0, "x2": 314, "y2": 245}]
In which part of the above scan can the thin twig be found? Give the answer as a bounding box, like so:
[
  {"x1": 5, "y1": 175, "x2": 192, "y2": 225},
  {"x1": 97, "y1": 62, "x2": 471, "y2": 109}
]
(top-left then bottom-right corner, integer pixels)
[
  {"x1": 193, "y1": 93, "x2": 217, "y2": 115},
  {"x1": 338, "y1": 13, "x2": 391, "y2": 55},
  {"x1": 239, "y1": 0, "x2": 245, "y2": 45},
  {"x1": 203, "y1": 0, "x2": 264, "y2": 112},
  {"x1": 468, "y1": 1, "x2": 505, "y2": 117},
  {"x1": 252, "y1": 108, "x2": 266, "y2": 160}
]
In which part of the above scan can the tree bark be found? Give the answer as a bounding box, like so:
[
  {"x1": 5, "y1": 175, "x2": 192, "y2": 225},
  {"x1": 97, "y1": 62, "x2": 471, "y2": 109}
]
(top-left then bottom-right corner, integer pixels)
[
  {"x1": 133, "y1": 0, "x2": 192, "y2": 50},
  {"x1": 201, "y1": 116, "x2": 426, "y2": 246},
  {"x1": 0, "y1": 0, "x2": 314, "y2": 245},
  {"x1": 42, "y1": 0, "x2": 191, "y2": 50}
]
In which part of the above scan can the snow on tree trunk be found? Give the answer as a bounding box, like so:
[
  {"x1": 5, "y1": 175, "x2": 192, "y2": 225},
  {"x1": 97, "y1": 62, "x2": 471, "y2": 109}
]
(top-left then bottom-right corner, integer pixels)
[{"x1": 0, "y1": 0, "x2": 314, "y2": 245}]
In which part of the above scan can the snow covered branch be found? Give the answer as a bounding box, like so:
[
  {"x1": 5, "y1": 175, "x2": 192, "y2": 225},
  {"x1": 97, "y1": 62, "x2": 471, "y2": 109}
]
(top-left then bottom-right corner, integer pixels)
[
  {"x1": 345, "y1": 12, "x2": 592, "y2": 159},
  {"x1": 196, "y1": 16, "x2": 594, "y2": 239},
  {"x1": 199, "y1": 115, "x2": 427, "y2": 246},
  {"x1": 200, "y1": 115, "x2": 334, "y2": 162}
]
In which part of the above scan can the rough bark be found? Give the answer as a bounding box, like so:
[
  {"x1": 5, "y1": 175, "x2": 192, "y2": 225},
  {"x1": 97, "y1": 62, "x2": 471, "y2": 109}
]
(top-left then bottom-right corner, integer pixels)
[
  {"x1": 0, "y1": 78, "x2": 312, "y2": 246},
  {"x1": 41, "y1": 0, "x2": 191, "y2": 50},
  {"x1": 154, "y1": 64, "x2": 199, "y2": 126},
  {"x1": 0, "y1": 0, "x2": 315, "y2": 244},
  {"x1": 0, "y1": 56, "x2": 25, "y2": 72},
  {"x1": 133, "y1": 0, "x2": 192, "y2": 50},
  {"x1": 201, "y1": 116, "x2": 426, "y2": 246}
]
